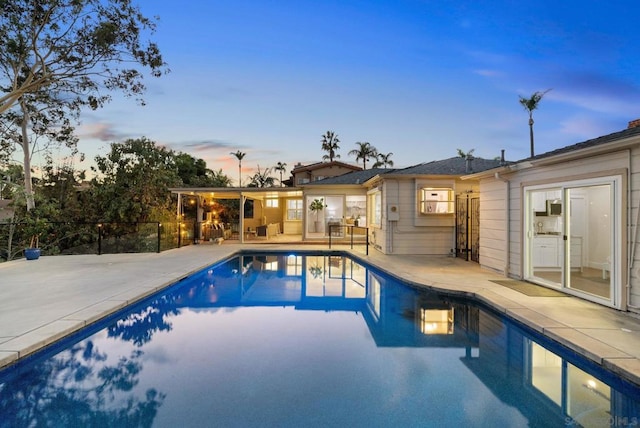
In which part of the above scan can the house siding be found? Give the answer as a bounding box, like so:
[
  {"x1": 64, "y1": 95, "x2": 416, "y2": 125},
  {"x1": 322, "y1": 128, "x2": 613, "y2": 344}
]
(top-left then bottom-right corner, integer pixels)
[
  {"x1": 375, "y1": 177, "x2": 477, "y2": 255},
  {"x1": 479, "y1": 148, "x2": 638, "y2": 310}
]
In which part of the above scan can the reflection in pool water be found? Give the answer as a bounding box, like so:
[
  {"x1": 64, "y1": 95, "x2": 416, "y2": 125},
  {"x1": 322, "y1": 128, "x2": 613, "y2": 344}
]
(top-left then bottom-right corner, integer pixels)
[{"x1": 0, "y1": 253, "x2": 638, "y2": 427}]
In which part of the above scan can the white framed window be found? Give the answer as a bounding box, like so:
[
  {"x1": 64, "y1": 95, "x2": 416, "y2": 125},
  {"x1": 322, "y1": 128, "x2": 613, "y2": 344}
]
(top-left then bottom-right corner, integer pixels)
[
  {"x1": 266, "y1": 198, "x2": 279, "y2": 208},
  {"x1": 419, "y1": 188, "x2": 454, "y2": 214},
  {"x1": 368, "y1": 191, "x2": 381, "y2": 226},
  {"x1": 287, "y1": 199, "x2": 303, "y2": 220}
]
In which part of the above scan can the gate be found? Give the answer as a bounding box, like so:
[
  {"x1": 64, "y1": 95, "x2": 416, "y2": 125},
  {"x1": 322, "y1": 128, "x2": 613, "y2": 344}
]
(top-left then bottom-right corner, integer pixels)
[{"x1": 455, "y1": 193, "x2": 480, "y2": 262}]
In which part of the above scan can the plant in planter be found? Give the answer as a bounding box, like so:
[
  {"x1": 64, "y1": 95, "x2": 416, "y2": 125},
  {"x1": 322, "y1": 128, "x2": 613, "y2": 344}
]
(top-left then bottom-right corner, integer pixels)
[
  {"x1": 308, "y1": 265, "x2": 324, "y2": 279},
  {"x1": 309, "y1": 198, "x2": 326, "y2": 233},
  {"x1": 22, "y1": 212, "x2": 48, "y2": 261},
  {"x1": 24, "y1": 235, "x2": 41, "y2": 260}
]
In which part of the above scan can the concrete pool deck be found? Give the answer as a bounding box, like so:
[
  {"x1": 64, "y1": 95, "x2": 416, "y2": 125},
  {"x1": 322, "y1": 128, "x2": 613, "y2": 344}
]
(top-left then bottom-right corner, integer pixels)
[{"x1": 1, "y1": 243, "x2": 640, "y2": 388}]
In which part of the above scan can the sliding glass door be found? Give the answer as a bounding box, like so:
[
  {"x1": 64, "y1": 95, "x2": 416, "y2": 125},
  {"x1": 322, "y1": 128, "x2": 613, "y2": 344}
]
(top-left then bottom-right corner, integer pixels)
[{"x1": 525, "y1": 176, "x2": 620, "y2": 308}]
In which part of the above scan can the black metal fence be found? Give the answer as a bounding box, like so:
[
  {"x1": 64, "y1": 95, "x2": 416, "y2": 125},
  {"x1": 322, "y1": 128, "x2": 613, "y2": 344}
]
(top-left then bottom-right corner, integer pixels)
[
  {"x1": 0, "y1": 221, "x2": 202, "y2": 262},
  {"x1": 328, "y1": 224, "x2": 369, "y2": 254}
]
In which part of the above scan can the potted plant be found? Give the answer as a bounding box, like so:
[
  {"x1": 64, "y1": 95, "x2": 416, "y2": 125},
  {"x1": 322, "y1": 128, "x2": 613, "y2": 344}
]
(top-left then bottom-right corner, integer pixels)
[
  {"x1": 308, "y1": 265, "x2": 324, "y2": 279},
  {"x1": 22, "y1": 212, "x2": 47, "y2": 261},
  {"x1": 309, "y1": 198, "x2": 326, "y2": 233},
  {"x1": 24, "y1": 235, "x2": 41, "y2": 260}
]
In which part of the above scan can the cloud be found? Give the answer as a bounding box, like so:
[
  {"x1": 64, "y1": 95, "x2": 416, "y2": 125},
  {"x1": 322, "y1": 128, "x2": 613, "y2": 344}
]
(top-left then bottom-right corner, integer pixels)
[
  {"x1": 557, "y1": 115, "x2": 622, "y2": 140},
  {"x1": 473, "y1": 69, "x2": 504, "y2": 78},
  {"x1": 77, "y1": 122, "x2": 127, "y2": 141},
  {"x1": 177, "y1": 139, "x2": 237, "y2": 153}
]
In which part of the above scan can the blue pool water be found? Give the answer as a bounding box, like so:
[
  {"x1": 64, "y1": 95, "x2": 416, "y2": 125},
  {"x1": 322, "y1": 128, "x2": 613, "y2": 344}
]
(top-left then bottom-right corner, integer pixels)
[{"x1": 1, "y1": 252, "x2": 639, "y2": 427}]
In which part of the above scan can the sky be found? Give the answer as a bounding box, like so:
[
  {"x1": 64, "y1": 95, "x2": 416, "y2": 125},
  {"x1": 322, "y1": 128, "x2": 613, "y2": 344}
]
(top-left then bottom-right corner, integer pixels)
[{"x1": 70, "y1": 0, "x2": 640, "y2": 185}]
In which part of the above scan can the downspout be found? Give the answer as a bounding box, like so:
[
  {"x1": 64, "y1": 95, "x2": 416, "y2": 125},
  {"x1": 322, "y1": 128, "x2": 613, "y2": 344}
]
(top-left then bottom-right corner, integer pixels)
[
  {"x1": 494, "y1": 172, "x2": 510, "y2": 276},
  {"x1": 626, "y1": 149, "x2": 640, "y2": 310}
]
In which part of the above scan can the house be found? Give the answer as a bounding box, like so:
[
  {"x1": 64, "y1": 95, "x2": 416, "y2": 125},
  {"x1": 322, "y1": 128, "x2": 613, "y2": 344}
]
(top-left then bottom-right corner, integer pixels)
[
  {"x1": 466, "y1": 121, "x2": 640, "y2": 311},
  {"x1": 300, "y1": 168, "x2": 388, "y2": 238},
  {"x1": 358, "y1": 156, "x2": 504, "y2": 255},
  {"x1": 170, "y1": 161, "x2": 364, "y2": 242},
  {"x1": 289, "y1": 161, "x2": 362, "y2": 186}
]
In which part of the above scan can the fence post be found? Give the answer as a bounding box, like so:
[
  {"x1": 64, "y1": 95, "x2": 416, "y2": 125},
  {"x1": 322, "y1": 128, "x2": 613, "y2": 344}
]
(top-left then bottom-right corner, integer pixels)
[
  {"x1": 350, "y1": 226, "x2": 354, "y2": 249},
  {"x1": 157, "y1": 222, "x2": 161, "y2": 253},
  {"x1": 97, "y1": 224, "x2": 102, "y2": 255},
  {"x1": 366, "y1": 228, "x2": 369, "y2": 255}
]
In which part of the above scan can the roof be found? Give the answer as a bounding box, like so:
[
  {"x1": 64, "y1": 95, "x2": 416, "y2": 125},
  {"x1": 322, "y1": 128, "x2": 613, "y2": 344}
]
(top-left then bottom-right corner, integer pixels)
[
  {"x1": 391, "y1": 157, "x2": 505, "y2": 175},
  {"x1": 304, "y1": 168, "x2": 393, "y2": 185},
  {"x1": 291, "y1": 160, "x2": 362, "y2": 173},
  {"x1": 523, "y1": 125, "x2": 640, "y2": 163}
]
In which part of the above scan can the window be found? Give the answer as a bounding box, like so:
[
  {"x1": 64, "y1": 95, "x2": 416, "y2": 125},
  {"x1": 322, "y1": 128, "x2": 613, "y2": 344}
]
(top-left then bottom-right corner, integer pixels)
[
  {"x1": 297, "y1": 177, "x2": 310, "y2": 185},
  {"x1": 419, "y1": 188, "x2": 454, "y2": 214},
  {"x1": 368, "y1": 191, "x2": 381, "y2": 226},
  {"x1": 266, "y1": 198, "x2": 279, "y2": 208},
  {"x1": 287, "y1": 199, "x2": 303, "y2": 220},
  {"x1": 286, "y1": 255, "x2": 302, "y2": 276}
]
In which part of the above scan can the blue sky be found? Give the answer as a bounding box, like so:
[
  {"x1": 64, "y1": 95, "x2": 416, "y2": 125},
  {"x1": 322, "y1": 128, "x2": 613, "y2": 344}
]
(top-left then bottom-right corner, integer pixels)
[{"x1": 73, "y1": 0, "x2": 640, "y2": 184}]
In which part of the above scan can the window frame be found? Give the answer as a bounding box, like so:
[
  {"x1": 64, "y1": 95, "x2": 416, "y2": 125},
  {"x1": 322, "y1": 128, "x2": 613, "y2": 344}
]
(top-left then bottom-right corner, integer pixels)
[
  {"x1": 419, "y1": 187, "x2": 454, "y2": 214},
  {"x1": 286, "y1": 199, "x2": 303, "y2": 221}
]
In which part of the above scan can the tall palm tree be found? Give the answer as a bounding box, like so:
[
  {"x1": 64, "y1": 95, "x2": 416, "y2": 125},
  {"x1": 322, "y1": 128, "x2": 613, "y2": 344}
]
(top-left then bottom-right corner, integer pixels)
[
  {"x1": 349, "y1": 141, "x2": 377, "y2": 169},
  {"x1": 274, "y1": 161, "x2": 287, "y2": 187},
  {"x1": 230, "y1": 150, "x2": 246, "y2": 187},
  {"x1": 519, "y1": 89, "x2": 550, "y2": 157},
  {"x1": 321, "y1": 131, "x2": 340, "y2": 162},
  {"x1": 372, "y1": 152, "x2": 394, "y2": 168}
]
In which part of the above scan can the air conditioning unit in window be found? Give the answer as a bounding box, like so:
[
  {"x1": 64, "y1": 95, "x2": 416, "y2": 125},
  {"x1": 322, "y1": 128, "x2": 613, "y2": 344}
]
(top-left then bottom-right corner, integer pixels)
[{"x1": 388, "y1": 204, "x2": 400, "y2": 221}]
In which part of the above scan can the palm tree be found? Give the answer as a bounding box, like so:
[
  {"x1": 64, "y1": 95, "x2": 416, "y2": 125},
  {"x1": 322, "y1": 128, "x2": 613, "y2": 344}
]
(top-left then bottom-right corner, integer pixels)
[
  {"x1": 247, "y1": 165, "x2": 276, "y2": 188},
  {"x1": 519, "y1": 89, "x2": 551, "y2": 157},
  {"x1": 349, "y1": 141, "x2": 377, "y2": 169},
  {"x1": 321, "y1": 131, "x2": 340, "y2": 162},
  {"x1": 456, "y1": 148, "x2": 475, "y2": 158},
  {"x1": 230, "y1": 150, "x2": 246, "y2": 187},
  {"x1": 372, "y1": 152, "x2": 394, "y2": 168},
  {"x1": 274, "y1": 161, "x2": 287, "y2": 187}
]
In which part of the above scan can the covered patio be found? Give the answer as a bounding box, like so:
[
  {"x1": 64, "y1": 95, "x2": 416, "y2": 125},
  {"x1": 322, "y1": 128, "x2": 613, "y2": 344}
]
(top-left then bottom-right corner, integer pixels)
[{"x1": 169, "y1": 187, "x2": 304, "y2": 244}]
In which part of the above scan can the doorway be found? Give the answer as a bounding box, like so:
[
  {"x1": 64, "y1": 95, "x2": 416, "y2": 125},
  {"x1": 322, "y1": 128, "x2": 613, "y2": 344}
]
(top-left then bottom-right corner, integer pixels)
[
  {"x1": 524, "y1": 176, "x2": 621, "y2": 308},
  {"x1": 456, "y1": 193, "x2": 479, "y2": 262}
]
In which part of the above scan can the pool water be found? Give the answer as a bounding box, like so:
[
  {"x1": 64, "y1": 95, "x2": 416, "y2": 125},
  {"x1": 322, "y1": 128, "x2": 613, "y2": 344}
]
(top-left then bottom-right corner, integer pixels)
[{"x1": 1, "y1": 253, "x2": 639, "y2": 427}]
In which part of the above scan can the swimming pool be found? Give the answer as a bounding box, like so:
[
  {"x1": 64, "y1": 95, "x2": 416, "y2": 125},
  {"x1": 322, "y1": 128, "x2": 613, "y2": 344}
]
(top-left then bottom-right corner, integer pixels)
[{"x1": 0, "y1": 252, "x2": 638, "y2": 427}]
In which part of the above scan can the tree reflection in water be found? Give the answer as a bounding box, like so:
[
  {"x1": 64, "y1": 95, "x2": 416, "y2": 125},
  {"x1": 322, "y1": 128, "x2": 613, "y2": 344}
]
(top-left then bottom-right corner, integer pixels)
[{"x1": 0, "y1": 339, "x2": 164, "y2": 427}]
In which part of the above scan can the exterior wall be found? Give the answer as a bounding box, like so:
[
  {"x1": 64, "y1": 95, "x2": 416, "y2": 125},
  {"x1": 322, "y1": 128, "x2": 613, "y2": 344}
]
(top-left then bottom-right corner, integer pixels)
[
  {"x1": 479, "y1": 149, "x2": 638, "y2": 309},
  {"x1": 478, "y1": 178, "x2": 510, "y2": 274},
  {"x1": 372, "y1": 177, "x2": 477, "y2": 255}
]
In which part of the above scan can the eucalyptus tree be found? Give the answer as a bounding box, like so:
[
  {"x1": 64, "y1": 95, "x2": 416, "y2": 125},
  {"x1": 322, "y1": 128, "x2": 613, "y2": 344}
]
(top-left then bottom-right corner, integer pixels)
[
  {"x1": 372, "y1": 152, "x2": 394, "y2": 168},
  {"x1": 519, "y1": 89, "x2": 551, "y2": 157},
  {"x1": 349, "y1": 141, "x2": 377, "y2": 169},
  {"x1": 274, "y1": 161, "x2": 287, "y2": 187},
  {"x1": 230, "y1": 150, "x2": 246, "y2": 187},
  {"x1": 0, "y1": 0, "x2": 167, "y2": 210},
  {"x1": 92, "y1": 138, "x2": 179, "y2": 223},
  {"x1": 321, "y1": 131, "x2": 340, "y2": 162}
]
